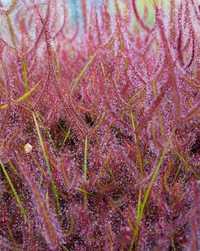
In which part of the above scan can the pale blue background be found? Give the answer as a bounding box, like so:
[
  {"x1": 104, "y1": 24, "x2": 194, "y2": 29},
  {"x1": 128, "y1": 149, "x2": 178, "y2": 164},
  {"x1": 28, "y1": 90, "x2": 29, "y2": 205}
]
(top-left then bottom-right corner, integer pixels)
[{"x1": 2, "y1": 0, "x2": 103, "y2": 21}]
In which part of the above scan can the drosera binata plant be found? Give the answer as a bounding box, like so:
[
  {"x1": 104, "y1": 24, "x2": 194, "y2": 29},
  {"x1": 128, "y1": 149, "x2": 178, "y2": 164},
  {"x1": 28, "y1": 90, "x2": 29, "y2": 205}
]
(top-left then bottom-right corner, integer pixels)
[{"x1": 1, "y1": 0, "x2": 200, "y2": 250}]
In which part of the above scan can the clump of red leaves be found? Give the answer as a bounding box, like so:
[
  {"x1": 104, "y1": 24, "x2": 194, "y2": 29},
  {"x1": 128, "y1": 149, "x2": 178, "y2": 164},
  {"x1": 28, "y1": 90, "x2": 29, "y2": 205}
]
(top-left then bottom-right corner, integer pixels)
[{"x1": 1, "y1": 0, "x2": 200, "y2": 250}]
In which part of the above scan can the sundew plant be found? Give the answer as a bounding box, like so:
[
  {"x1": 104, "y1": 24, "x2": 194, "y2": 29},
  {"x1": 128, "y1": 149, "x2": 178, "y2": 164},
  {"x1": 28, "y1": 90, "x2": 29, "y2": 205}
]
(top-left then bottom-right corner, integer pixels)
[{"x1": 0, "y1": 0, "x2": 200, "y2": 250}]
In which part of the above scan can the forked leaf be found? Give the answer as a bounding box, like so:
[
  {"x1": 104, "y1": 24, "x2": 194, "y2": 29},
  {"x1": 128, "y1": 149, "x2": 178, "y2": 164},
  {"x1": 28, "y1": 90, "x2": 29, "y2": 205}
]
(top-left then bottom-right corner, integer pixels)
[{"x1": 0, "y1": 81, "x2": 40, "y2": 110}]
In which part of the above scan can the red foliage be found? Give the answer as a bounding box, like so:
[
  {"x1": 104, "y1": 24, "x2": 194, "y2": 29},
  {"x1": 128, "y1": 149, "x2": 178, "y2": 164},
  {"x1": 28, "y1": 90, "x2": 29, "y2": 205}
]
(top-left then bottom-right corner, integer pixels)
[{"x1": 0, "y1": 0, "x2": 200, "y2": 250}]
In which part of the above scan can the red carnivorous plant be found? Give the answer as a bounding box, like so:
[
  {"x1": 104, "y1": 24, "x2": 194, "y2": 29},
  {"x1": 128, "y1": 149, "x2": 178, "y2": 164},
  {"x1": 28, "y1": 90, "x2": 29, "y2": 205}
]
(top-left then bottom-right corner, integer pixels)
[{"x1": 0, "y1": 0, "x2": 200, "y2": 250}]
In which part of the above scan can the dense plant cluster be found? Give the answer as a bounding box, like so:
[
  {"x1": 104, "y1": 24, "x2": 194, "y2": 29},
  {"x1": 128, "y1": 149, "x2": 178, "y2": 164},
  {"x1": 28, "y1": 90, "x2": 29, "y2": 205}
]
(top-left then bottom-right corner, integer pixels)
[{"x1": 0, "y1": 0, "x2": 200, "y2": 250}]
